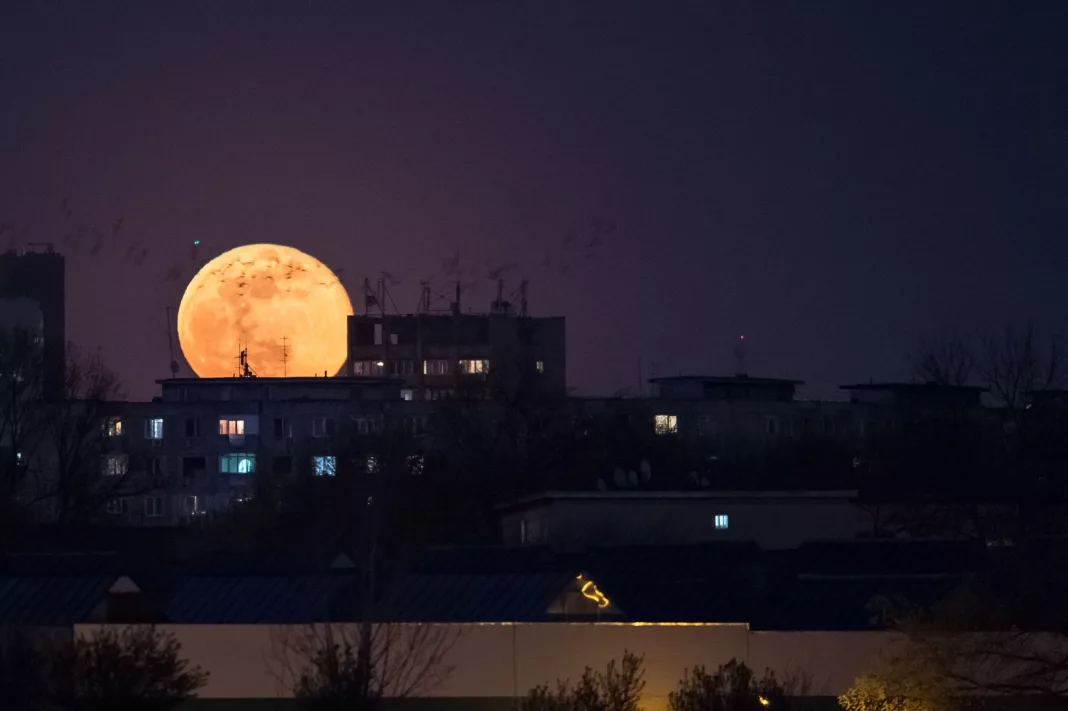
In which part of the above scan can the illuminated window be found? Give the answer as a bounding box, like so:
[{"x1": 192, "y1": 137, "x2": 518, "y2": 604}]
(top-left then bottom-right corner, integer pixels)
[
  {"x1": 400, "y1": 389, "x2": 414, "y2": 401},
  {"x1": 353, "y1": 360, "x2": 385, "y2": 376},
  {"x1": 313, "y1": 456, "x2": 336, "y2": 477},
  {"x1": 105, "y1": 498, "x2": 127, "y2": 515},
  {"x1": 311, "y1": 417, "x2": 335, "y2": 438},
  {"x1": 220, "y1": 453, "x2": 256, "y2": 474},
  {"x1": 144, "y1": 418, "x2": 164, "y2": 440},
  {"x1": 714, "y1": 514, "x2": 729, "y2": 530},
  {"x1": 424, "y1": 359, "x2": 451, "y2": 375},
  {"x1": 365, "y1": 456, "x2": 379, "y2": 474},
  {"x1": 102, "y1": 454, "x2": 128, "y2": 477},
  {"x1": 218, "y1": 418, "x2": 244, "y2": 435},
  {"x1": 144, "y1": 496, "x2": 163, "y2": 518},
  {"x1": 458, "y1": 359, "x2": 490, "y2": 375},
  {"x1": 654, "y1": 414, "x2": 678, "y2": 435},
  {"x1": 184, "y1": 495, "x2": 205, "y2": 516},
  {"x1": 536, "y1": 360, "x2": 545, "y2": 374},
  {"x1": 105, "y1": 417, "x2": 123, "y2": 437}
]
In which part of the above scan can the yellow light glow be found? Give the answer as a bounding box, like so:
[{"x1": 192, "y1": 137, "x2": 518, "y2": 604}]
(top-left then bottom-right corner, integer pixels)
[
  {"x1": 758, "y1": 697, "x2": 769, "y2": 707},
  {"x1": 177, "y1": 244, "x2": 353, "y2": 378},
  {"x1": 578, "y1": 576, "x2": 611, "y2": 609}
]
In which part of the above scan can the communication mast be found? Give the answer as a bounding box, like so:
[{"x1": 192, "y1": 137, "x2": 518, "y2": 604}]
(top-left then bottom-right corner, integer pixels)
[
  {"x1": 164, "y1": 306, "x2": 179, "y2": 378},
  {"x1": 236, "y1": 343, "x2": 256, "y2": 378},
  {"x1": 733, "y1": 335, "x2": 748, "y2": 376},
  {"x1": 281, "y1": 336, "x2": 289, "y2": 378}
]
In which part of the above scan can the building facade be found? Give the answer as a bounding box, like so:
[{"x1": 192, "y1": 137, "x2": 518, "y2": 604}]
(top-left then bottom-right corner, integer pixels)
[{"x1": 348, "y1": 312, "x2": 566, "y2": 400}]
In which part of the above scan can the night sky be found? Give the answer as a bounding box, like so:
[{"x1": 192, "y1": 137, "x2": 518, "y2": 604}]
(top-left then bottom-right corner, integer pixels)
[{"x1": 2, "y1": 1, "x2": 1066, "y2": 401}]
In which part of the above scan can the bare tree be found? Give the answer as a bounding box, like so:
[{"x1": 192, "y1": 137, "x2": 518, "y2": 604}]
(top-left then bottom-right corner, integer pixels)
[
  {"x1": 270, "y1": 622, "x2": 457, "y2": 709},
  {"x1": 979, "y1": 323, "x2": 1060, "y2": 413},
  {"x1": 37, "y1": 342, "x2": 128, "y2": 525},
  {"x1": 0, "y1": 327, "x2": 46, "y2": 514},
  {"x1": 911, "y1": 332, "x2": 976, "y2": 386},
  {"x1": 669, "y1": 658, "x2": 811, "y2": 711},
  {"x1": 524, "y1": 651, "x2": 645, "y2": 711}
]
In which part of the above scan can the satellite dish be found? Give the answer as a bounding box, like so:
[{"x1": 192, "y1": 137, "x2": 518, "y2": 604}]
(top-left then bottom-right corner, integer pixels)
[
  {"x1": 627, "y1": 470, "x2": 638, "y2": 488},
  {"x1": 612, "y1": 467, "x2": 625, "y2": 488},
  {"x1": 596, "y1": 478, "x2": 608, "y2": 492},
  {"x1": 639, "y1": 459, "x2": 652, "y2": 482}
]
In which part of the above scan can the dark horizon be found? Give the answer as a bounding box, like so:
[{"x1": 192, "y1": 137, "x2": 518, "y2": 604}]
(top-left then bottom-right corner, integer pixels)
[{"x1": 2, "y1": 1, "x2": 1066, "y2": 401}]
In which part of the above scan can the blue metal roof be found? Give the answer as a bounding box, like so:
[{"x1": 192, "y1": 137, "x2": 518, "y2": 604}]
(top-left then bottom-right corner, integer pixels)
[
  {"x1": 378, "y1": 572, "x2": 574, "y2": 623},
  {"x1": 160, "y1": 574, "x2": 362, "y2": 624},
  {"x1": 0, "y1": 575, "x2": 114, "y2": 624}
]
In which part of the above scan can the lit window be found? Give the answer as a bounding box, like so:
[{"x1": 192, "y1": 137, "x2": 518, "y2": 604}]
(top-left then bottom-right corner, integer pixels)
[
  {"x1": 218, "y1": 418, "x2": 244, "y2": 435},
  {"x1": 536, "y1": 360, "x2": 545, "y2": 374},
  {"x1": 105, "y1": 498, "x2": 127, "y2": 515},
  {"x1": 144, "y1": 496, "x2": 163, "y2": 518},
  {"x1": 102, "y1": 454, "x2": 129, "y2": 477},
  {"x1": 144, "y1": 418, "x2": 164, "y2": 440},
  {"x1": 400, "y1": 389, "x2": 414, "y2": 401},
  {"x1": 714, "y1": 514, "x2": 729, "y2": 530},
  {"x1": 353, "y1": 360, "x2": 385, "y2": 376},
  {"x1": 313, "y1": 456, "x2": 336, "y2": 477},
  {"x1": 458, "y1": 359, "x2": 490, "y2": 375},
  {"x1": 423, "y1": 359, "x2": 451, "y2": 375},
  {"x1": 366, "y1": 456, "x2": 379, "y2": 474},
  {"x1": 311, "y1": 417, "x2": 335, "y2": 438},
  {"x1": 184, "y1": 495, "x2": 205, "y2": 516},
  {"x1": 105, "y1": 417, "x2": 123, "y2": 437},
  {"x1": 654, "y1": 414, "x2": 678, "y2": 435},
  {"x1": 220, "y1": 453, "x2": 256, "y2": 474}
]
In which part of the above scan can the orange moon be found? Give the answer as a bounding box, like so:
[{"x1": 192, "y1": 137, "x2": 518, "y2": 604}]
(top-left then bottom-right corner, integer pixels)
[{"x1": 177, "y1": 244, "x2": 353, "y2": 378}]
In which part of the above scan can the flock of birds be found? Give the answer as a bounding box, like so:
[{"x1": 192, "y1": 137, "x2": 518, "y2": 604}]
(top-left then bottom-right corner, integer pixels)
[{"x1": 2, "y1": 198, "x2": 618, "y2": 314}]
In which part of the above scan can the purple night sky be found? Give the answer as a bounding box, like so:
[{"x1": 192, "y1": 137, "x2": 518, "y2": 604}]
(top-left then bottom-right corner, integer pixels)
[{"x1": 2, "y1": 1, "x2": 1066, "y2": 401}]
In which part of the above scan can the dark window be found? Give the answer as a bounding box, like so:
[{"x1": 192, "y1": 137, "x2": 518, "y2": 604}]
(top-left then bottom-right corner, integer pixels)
[
  {"x1": 274, "y1": 417, "x2": 290, "y2": 439},
  {"x1": 184, "y1": 417, "x2": 200, "y2": 437},
  {"x1": 273, "y1": 456, "x2": 292, "y2": 476},
  {"x1": 182, "y1": 456, "x2": 206, "y2": 478}
]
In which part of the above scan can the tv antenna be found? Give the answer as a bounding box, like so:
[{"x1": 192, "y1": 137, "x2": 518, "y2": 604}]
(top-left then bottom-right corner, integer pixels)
[
  {"x1": 237, "y1": 341, "x2": 256, "y2": 378},
  {"x1": 733, "y1": 334, "x2": 748, "y2": 376},
  {"x1": 164, "y1": 306, "x2": 179, "y2": 377},
  {"x1": 281, "y1": 336, "x2": 289, "y2": 378}
]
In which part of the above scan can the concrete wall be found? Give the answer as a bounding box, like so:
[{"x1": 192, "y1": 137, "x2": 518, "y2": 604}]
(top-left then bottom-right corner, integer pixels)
[{"x1": 76, "y1": 623, "x2": 891, "y2": 708}]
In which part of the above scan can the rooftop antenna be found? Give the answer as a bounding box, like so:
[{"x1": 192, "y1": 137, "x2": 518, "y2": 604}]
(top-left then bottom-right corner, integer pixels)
[
  {"x1": 733, "y1": 334, "x2": 748, "y2": 377},
  {"x1": 281, "y1": 336, "x2": 289, "y2": 378},
  {"x1": 164, "y1": 306, "x2": 179, "y2": 378},
  {"x1": 519, "y1": 279, "x2": 528, "y2": 317},
  {"x1": 237, "y1": 342, "x2": 256, "y2": 378}
]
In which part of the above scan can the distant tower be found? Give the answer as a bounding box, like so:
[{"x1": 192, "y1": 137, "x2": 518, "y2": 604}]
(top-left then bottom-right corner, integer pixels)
[
  {"x1": 0, "y1": 247, "x2": 65, "y2": 398},
  {"x1": 733, "y1": 335, "x2": 748, "y2": 377}
]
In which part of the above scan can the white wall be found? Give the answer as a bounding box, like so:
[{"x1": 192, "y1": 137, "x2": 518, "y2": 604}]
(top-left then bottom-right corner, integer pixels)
[{"x1": 75, "y1": 623, "x2": 891, "y2": 706}]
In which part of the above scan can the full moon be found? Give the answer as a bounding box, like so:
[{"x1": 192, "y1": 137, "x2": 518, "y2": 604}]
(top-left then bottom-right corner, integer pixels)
[{"x1": 177, "y1": 243, "x2": 353, "y2": 378}]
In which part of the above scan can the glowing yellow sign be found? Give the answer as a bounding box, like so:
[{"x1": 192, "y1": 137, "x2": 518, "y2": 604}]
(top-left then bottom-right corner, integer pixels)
[{"x1": 577, "y1": 574, "x2": 610, "y2": 609}]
